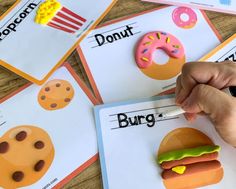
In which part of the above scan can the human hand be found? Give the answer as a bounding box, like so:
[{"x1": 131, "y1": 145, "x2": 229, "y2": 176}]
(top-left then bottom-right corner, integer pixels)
[{"x1": 175, "y1": 61, "x2": 236, "y2": 146}]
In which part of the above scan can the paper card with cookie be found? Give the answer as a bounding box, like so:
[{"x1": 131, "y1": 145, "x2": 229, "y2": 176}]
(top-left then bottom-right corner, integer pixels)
[
  {"x1": 0, "y1": 64, "x2": 99, "y2": 189},
  {"x1": 0, "y1": 0, "x2": 117, "y2": 85},
  {"x1": 94, "y1": 95, "x2": 236, "y2": 189},
  {"x1": 77, "y1": 6, "x2": 221, "y2": 103}
]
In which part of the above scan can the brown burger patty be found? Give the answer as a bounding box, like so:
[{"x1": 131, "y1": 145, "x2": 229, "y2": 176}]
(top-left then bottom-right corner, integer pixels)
[
  {"x1": 161, "y1": 152, "x2": 218, "y2": 169},
  {"x1": 162, "y1": 160, "x2": 221, "y2": 180}
]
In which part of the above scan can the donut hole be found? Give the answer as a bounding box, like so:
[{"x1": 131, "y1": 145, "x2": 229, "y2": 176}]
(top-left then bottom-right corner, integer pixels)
[
  {"x1": 180, "y1": 13, "x2": 190, "y2": 22},
  {"x1": 152, "y1": 49, "x2": 170, "y2": 65}
]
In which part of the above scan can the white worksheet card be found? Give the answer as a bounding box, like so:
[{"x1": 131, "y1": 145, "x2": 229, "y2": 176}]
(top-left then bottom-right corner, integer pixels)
[
  {"x1": 142, "y1": 0, "x2": 236, "y2": 15},
  {"x1": 95, "y1": 96, "x2": 236, "y2": 189},
  {"x1": 201, "y1": 34, "x2": 236, "y2": 62},
  {"x1": 0, "y1": 0, "x2": 115, "y2": 84},
  {"x1": 78, "y1": 6, "x2": 220, "y2": 103},
  {"x1": 0, "y1": 65, "x2": 98, "y2": 189}
]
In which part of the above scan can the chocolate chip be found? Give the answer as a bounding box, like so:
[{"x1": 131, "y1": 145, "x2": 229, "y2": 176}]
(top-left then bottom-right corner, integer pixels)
[
  {"x1": 50, "y1": 103, "x2": 57, "y2": 108},
  {"x1": 34, "y1": 160, "x2": 45, "y2": 172},
  {"x1": 41, "y1": 95, "x2": 46, "y2": 100},
  {"x1": 0, "y1": 141, "x2": 9, "y2": 153},
  {"x1": 66, "y1": 87, "x2": 70, "y2": 91},
  {"x1": 12, "y1": 171, "x2": 24, "y2": 182},
  {"x1": 64, "y1": 98, "x2": 71, "y2": 102},
  {"x1": 45, "y1": 87, "x2": 50, "y2": 92},
  {"x1": 15, "y1": 131, "x2": 27, "y2": 141},
  {"x1": 56, "y1": 83, "x2": 61, "y2": 87},
  {"x1": 34, "y1": 141, "x2": 44, "y2": 149}
]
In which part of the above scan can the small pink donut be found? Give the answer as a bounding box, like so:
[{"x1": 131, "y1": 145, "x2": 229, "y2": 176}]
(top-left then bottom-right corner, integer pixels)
[
  {"x1": 172, "y1": 7, "x2": 197, "y2": 29},
  {"x1": 135, "y1": 31, "x2": 185, "y2": 69}
]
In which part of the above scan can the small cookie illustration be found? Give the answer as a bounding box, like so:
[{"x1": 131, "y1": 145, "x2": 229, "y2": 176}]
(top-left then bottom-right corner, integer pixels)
[
  {"x1": 0, "y1": 125, "x2": 55, "y2": 189},
  {"x1": 38, "y1": 79, "x2": 74, "y2": 110}
]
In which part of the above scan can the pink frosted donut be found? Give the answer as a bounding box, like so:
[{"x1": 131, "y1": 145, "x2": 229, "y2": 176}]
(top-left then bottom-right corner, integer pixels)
[
  {"x1": 172, "y1": 7, "x2": 197, "y2": 29},
  {"x1": 135, "y1": 31, "x2": 185, "y2": 69}
]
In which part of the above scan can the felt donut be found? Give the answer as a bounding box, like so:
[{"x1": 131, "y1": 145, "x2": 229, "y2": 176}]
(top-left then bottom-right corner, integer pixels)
[
  {"x1": 172, "y1": 7, "x2": 197, "y2": 29},
  {"x1": 135, "y1": 31, "x2": 185, "y2": 80}
]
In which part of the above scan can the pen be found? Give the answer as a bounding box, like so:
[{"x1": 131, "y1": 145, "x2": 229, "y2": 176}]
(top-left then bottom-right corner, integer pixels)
[{"x1": 158, "y1": 86, "x2": 236, "y2": 118}]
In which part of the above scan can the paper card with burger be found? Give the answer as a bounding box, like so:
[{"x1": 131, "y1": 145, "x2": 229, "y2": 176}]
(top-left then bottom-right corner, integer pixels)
[{"x1": 95, "y1": 95, "x2": 236, "y2": 189}]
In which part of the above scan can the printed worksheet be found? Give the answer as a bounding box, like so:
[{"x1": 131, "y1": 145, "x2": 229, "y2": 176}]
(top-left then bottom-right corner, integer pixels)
[
  {"x1": 95, "y1": 95, "x2": 236, "y2": 189},
  {"x1": 201, "y1": 34, "x2": 236, "y2": 62},
  {"x1": 78, "y1": 6, "x2": 221, "y2": 103},
  {"x1": 0, "y1": 0, "x2": 116, "y2": 84},
  {"x1": 0, "y1": 64, "x2": 98, "y2": 189},
  {"x1": 142, "y1": 0, "x2": 236, "y2": 15}
]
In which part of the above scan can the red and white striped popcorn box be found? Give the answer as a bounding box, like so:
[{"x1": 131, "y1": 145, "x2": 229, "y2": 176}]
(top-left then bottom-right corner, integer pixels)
[
  {"x1": 47, "y1": 6, "x2": 87, "y2": 34},
  {"x1": 35, "y1": 0, "x2": 87, "y2": 34}
]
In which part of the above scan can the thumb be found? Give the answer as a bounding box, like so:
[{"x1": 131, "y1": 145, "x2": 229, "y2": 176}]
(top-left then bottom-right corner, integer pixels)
[{"x1": 180, "y1": 84, "x2": 234, "y2": 124}]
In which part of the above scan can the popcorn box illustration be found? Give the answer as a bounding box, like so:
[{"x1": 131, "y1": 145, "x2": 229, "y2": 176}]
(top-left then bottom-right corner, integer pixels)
[{"x1": 35, "y1": 0, "x2": 87, "y2": 34}]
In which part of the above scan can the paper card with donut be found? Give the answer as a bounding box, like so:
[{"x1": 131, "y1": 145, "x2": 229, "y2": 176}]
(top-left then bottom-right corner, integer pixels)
[
  {"x1": 142, "y1": 0, "x2": 236, "y2": 15},
  {"x1": 0, "y1": 64, "x2": 98, "y2": 189},
  {"x1": 0, "y1": 0, "x2": 117, "y2": 85},
  {"x1": 77, "y1": 6, "x2": 221, "y2": 103},
  {"x1": 94, "y1": 95, "x2": 236, "y2": 189}
]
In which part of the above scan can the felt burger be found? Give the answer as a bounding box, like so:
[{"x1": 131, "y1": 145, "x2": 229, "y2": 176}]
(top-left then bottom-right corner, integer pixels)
[{"x1": 157, "y1": 128, "x2": 224, "y2": 189}]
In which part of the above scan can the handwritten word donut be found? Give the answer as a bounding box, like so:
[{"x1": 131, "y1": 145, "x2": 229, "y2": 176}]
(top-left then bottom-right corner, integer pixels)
[
  {"x1": 0, "y1": 125, "x2": 54, "y2": 189},
  {"x1": 135, "y1": 31, "x2": 185, "y2": 80},
  {"x1": 172, "y1": 7, "x2": 197, "y2": 29},
  {"x1": 38, "y1": 79, "x2": 74, "y2": 110}
]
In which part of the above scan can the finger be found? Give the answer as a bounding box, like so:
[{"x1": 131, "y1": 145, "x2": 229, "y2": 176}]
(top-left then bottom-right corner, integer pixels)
[
  {"x1": 178, "y1": 62, "x2": 218, "y2": 101},
  {"x1": 181, "y1": 84, "x2": 235, "y2": 124},
  {"x1": 184, "y1": 113, "x2": 197, "y2": 122},
  {"x1": 176, "y1": 61, "x2": 236, "y2": 104},
  {"x1": 175, "y1": 76, "x2": 183, "y2": 104}
]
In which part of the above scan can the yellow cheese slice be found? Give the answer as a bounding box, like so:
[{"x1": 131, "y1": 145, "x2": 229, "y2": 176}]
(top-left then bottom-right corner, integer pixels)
[{"x1": 172, "y1": 166, "x2": 186, "y2": 174}]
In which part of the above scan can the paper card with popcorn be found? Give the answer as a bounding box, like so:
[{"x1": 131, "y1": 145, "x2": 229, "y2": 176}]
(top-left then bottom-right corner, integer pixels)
[
  {"x1": 0, "y1": 64, "x2": 99, "y2": 189},
  {"x1": 94, "y1": 95, "x2": 236, "y2": 189},
  {"x1": 77, "y1": 6, "x2": 221, "y2": 104},
  {"x1": 0, "y1": 0, "x2": 117, "y2": 85}
]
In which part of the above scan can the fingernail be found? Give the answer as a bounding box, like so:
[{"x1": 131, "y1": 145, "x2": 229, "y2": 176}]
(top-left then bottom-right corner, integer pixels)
[
  {"x1": 187, "y1": 116, "x2": 196, "y2": 123},
  {"x1": 181, "y1": 98, "x2": 190, "y2": 110},
  {"x1": 176, "y1": 95, "x2": 184, "y2": 105},
  {"x1": 176, "y1": 90, "x2": 187, "y2": 104}
]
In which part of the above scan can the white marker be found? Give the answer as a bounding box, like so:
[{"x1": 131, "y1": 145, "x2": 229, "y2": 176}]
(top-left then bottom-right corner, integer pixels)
[
  {"x1": 159, "y1": 86, "x2": 236, "y2": 118},
  {"x1": 158, "y1": 107, "x2": 185, "y2": 118}
]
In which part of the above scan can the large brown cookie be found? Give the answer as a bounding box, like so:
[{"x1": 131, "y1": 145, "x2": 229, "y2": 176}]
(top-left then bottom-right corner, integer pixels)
[{"x1": 0, "y1": 125, "x2": 55, "y2": 189}]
